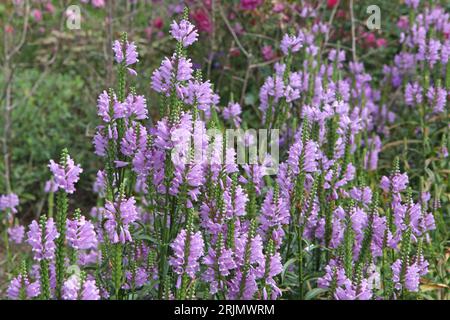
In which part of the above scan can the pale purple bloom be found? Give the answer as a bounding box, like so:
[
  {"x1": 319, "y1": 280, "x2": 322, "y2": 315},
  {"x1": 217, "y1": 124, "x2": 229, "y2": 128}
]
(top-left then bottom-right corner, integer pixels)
[
  {"x1": 48, "y1": 155, "x2": 83, "y2": 194},
  {"x1": 104, "y1": 197, "x2": 139, "y2": 244},
  {"x1": 259, "y1": 189, "x2": 290, "y2": 247},
  {"x1": 405, "y1": 82, "x2": 423, "y2": 106},
  {"x1": 169, "y1": 229, "x2": 204, "y2": 282},
  {"x1": 151, "y1": 55, "x2": 193, "y2": 95},
  {"x1": 27, "y1": 218, "x2": 59, "y2": 261},
  {"x1": 222, "y1": 102, "x2": 242, "y2": 127},
  {"x1": 112, "y1": 39, "x2": 138, "y2": 66},
  {"x1": 63, "y1": 275, "x2": 100, "y2": 300},
  {"x1": 67, "y1": 216, "x2": 98, "y2": 250},
  {"x1": 8, "y1": 225, "x2": 25, "y2": 244},
  {"x1": 405, "y1": 0, "x2": 419, "y2": 9},
  {"x1": 426, "y1": 86, "x2": 447, "y2": 113},
  {"x1": 280, "y1": 33, "x2": 303, "y2": 55},
  {"x1": 0, "y1": 193, "x2": 19, "y2": 214},
  {"x1": 7, "y1": 274, "x2": 40, "y2": 300},
  {"x1": 170, "y1": 19, "x2": 198, "y2": 47}
]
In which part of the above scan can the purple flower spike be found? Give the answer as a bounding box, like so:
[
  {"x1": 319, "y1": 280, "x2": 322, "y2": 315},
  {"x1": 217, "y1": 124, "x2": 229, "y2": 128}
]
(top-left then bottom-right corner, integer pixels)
[
  {"x1": 48, "y1": 155, "x2": 83, "y2": 194},
  {"x1": 170, "y1": 19, "x2": 198, "y2": 47}
]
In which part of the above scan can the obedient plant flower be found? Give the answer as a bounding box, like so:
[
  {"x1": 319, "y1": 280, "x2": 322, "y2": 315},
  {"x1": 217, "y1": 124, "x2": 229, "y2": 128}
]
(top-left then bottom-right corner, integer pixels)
[
  {"x1": 66, "y1": 215, "x2": 98, "y2": 250},
  {"x1": 7, "y1": 274, "x2": 40, "y2": 300},
  {"x1": 112, "y1": 38, "x2": 138, "y2": 74},
  {"x1": 0, "y1": 193, "x2": 19, "y2": 214},
  {"x1": 222, "y1": 102, "x2": 242, "y2": 127},
  {"x1": 8, "y1": 225, "x2": 25, "y2": 244},
  {"x1": 259, "y1": 188, "x2": 290, "y2": 247},
  {"x1": 280, "y1": 32, "x2": 303, "y2": 55},
  {"x1": 169, "y1": 228, "x2": 205, "y2": 285},
  {"x1": 62, "y1": 274, "x2": 100, "y2": 300},
  {"x1": 151, "y1": 55, "x2": 194, "y2": 96},
  {"x1": 104, "y1": 197, "x2": 139, "y2": 244},
  {"x1": 426, "y1": 86, "x2": 447, "y2": 113},
  {"x1": 48, "y1": 155, "x2": 83, "y2": 194},
  {"x1": 170, "y1": 19, "x2": 198, "y2": 47},
  {"x1": 27, "y1": 218, "x2": 59, "y2": 261}
]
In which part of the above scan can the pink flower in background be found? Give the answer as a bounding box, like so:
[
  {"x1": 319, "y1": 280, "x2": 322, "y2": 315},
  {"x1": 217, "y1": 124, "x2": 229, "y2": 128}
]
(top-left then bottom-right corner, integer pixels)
[
  {"x1": 91, "y1": 0, "x2": 105, "y2": 8},
  {"x1": 327, "y1": 0, "x2": 339, "y2": 9},
  {"x1": 153, "y1": 17, "x2": 164, "y2": 29},
  {"x1": 397, "y1": 16, "x2": 409, "y2": 30},
  {"x1": 240, "y1": 0, "x2": 263, "y2": 11},
  {"x1": 363, "y1": 33, "x2": 376, "y2": 47},
  {"x1": 191, "y1": 8, "x2": 212, "y2": 34},
  {"x1": 261, "y1": 45, "x2": 275, "y2": 61},
  {"x1": 31, "y1": 9, "x2": 42, "y2": 22},
  {"x1": 272, "y1": 2, "x2": 284, "y2": 13},
  {"x1": 45, "y1": 2, "x2": 55, "y2": 14},
  {"x1": 376, "y1": 38, "x2": 387, "y2": 48}
]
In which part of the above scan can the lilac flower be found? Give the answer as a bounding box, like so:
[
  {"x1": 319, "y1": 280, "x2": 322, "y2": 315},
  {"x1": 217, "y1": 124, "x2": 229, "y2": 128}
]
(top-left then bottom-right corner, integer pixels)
[
  {"x1": 222, "y1": 102, "x2": 242, "y2": 127},
  {"x1": 181, "y1": 79, "x2": 215, "y2": 114},
  {"x1": 169, "y1": 229, "x2": 204, "y2": 282},
  {"x1": 0, "y1": 193, "x2": 19, "y2": 214},
  {"x1": 44, "y1": 179, "x2": 58, "y2": 193},
  {"x1": 223, "y1": 183, "x2": 248, "y2": 218},
  {"x1": 81, "y1": 279, "x2": 101, "y2": 300},
  {"x1": 405, "y1": 0, "x2": 419, "y2": 9},
  {"x1": 170, "y1": 19, "x2": 198, "y2": 47},
  {"x1": 48, "y1": 155, "x2": 83, "y2": 194},
  {"x1": 405, "y1": 82, "x2": 423, "y2": 106},
  {"x1": 280, "y1": 32, "x2": 303, "y2": 55},
  {"x1": 104, "y1": 197, "x2": 139, "y2": 244},
  {"x1": 62, "y1": 275, "x2": 100, "y2": 300},
  {"x1": 380, "y1": 172, "x2": 409, "y2": 193},
  {"x1": 151, "y1": 55, "x2": 193, "y2": 95},
  {"x1": 93, "y1": 170, "x2": 106, "y2": 195},
  {"x1": 27, "y1": 218, "x2": 59, "y2": 261},
  {"x1": 259, "y1": 190, "x2": 290, "y2": 247},
  {"x1": 426, "y1": 86, "x2": 447, "y2": 113},
  {"x1": 97, "y1": 90, "x2": 111, "y2": 122},
  {"x1": 7, "y1": 274, "x2": 40, "y2": 300},
  {"x1": 8, "y1": 225, "x2": 25, "y2": 244},
  {"x1": 112, "y1": 39, "x2": 138, "y2": 68},
  {"x1": 123, "y1": 267, "x2": 149, "y2": 289},
  {"x1": 66, "y1": 216, "x2": 98, "y2": 250},
  {"x1": 392, "y1": 259, "x2": 421, "y2": 292},
  {"x1": 335, "y1": 279, "x2": 372, "y2": 300}
]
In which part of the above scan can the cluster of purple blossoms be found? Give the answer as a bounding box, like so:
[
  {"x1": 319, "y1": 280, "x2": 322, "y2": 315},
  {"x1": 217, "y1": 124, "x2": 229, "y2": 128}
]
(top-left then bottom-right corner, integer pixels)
[
  {"x1": 48, "y1": 155, "x2": 83, "y2": 194},
  {"x1": 104, "y1": 197, "x2": 139, "y2": 244},
  {"x1": 62, "y1": 274, "x2": 100, "y2": 300},
  {"x1": 27, "y1": 218, "x2": 59, "y2": 261},
  {"x1": 169, "y1": 229, "x2": 205, "y2": 286},
  {"x1": 66, "y1": 216, "x2": 98, "y2": 250},
  {"x1": 0, "y1": 193, "x2": 19, "y2": 214},
  {"x1": 8, "y1": 225, "x2": 25, "y2": 244},
  {"x1": 7, "y1": 274, "x2": 40, "y2": 300},
  {"x1": 112, "y1": 38, "x2": 139, "y2": 75},
  {"x1": 170, "y1": 19, "x2": 198, "y2": 47},
  {"x1": 280, "y1": 32, "x2": 304, "y2": 55}
]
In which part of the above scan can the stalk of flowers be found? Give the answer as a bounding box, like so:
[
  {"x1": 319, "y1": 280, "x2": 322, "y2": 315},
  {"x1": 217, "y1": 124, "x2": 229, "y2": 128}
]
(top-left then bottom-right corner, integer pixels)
[
  {"x1": 27, "y1": 215, "x2": 59, "y2": 299},
  {"x1": 48, "y1": 148, "x2": 82, "y2": 298},
  {"x1": 7, "y1": 261, "x2": 40, "y2": 300},
  {"x1": 1, "y1": 193, "x2": 20, "y2": 267},
  {"x1": 62, "y1": 271, "x2": 100, "y2": 300},
  {"x1": 169, "y1": 208, "x2": 204, "y2": 299}
]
